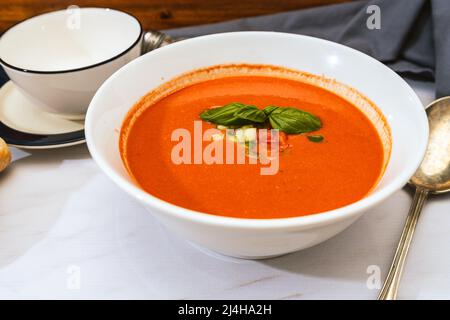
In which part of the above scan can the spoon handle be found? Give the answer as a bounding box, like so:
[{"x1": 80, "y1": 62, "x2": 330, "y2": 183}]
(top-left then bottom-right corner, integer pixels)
[
  {"x1": 141, "y1": 31, "x2": 175, "y2": 55},
  {"x1": 378, "y1": 187, "x2": 429, "y2": 300}
]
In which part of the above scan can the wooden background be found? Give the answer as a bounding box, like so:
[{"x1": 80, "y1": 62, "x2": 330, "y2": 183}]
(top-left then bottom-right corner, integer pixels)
[{"x1": 1, "y1": 0, "x2": 349, "y2": 33}]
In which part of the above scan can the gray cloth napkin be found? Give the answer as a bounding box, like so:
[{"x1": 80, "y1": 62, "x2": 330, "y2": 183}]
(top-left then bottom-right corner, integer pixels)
[{"x1": 166, "y1": 0, "x2": 449, "y2": 98}]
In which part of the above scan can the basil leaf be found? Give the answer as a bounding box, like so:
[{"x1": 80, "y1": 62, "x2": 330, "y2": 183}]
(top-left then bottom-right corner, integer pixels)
[
  {"x1": 268, "y1": 107, "x2": 322, "y2": 134},
  {"x1": 307, "y1": 135, "x2": 324, "y2": 143},
  {"x1": 199, "y1": 103, "x2": 253, "y2": 126},
  {"x1": 234, "y1": 105, "x2": 267, "y2": 123},
  {"x1": 200, "y1": 103, "x2": 323, "y2": 134},
  {"x1": 263, "y1": 106, "x2": 278, "y2": 116}
]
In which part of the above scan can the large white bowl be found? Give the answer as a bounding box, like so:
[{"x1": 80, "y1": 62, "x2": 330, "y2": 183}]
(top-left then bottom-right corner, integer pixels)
[{"x1": 85, "y1": 32, "x2": 428, "y2": 259}]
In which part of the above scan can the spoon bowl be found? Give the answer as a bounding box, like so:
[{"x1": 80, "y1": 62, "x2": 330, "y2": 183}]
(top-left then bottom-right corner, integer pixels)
[{"x1": 410, "y1": 96, "x2": 450, "y2": 193}]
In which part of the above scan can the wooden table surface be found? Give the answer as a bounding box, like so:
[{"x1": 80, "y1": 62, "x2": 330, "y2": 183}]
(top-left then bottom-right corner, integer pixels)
[{"x1": 1, "y1": 0, "x2": 349, "y2": 33}]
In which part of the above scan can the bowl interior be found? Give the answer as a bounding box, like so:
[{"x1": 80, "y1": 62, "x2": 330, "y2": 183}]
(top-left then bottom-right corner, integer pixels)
[
  {"x1": 86, "y1": 32, "x2": 428, "y2": 226},
  {"x1": 0, "y1": 8, "x2": 141, "y2": 72}
]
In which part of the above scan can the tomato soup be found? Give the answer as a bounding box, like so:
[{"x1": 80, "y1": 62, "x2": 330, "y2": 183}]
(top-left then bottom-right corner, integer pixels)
[{"x1": 120, "y1": 65, "x2": 390, "y2": 219}]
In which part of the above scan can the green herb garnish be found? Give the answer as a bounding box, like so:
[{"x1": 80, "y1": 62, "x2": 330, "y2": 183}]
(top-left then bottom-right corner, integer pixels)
[
  {"x1": 233, "y1": 105, "x2": 267, "y2": 123},
  {"x1": 199, "y1": 103, "x2": 253, "y2": 127},
  {"x1": 266, "y1": 106, "x2": 321, "y2": 134},
  {"x1": 262, "y1": 105, "x2": 278, "y2": 116},
  {"x1": 200, "y1": 103, "x2": 322, "y2": 134},
  {"x1": 307, "y1": 135, "x2": 324, "y2": 143}
]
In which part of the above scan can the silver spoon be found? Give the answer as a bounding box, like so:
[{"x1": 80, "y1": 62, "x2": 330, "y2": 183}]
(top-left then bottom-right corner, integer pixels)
[
  {"x1": 141, "y1": 30, "x2": 175, "y2": 55},
  {"x1": 378, "y1": 96, "x2": 450, "y2": 300}
]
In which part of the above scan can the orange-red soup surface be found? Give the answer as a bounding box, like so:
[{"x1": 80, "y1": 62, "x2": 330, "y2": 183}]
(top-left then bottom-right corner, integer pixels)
[{"x1": 121, "y1": 74, "x2": 385, "y2": 219}]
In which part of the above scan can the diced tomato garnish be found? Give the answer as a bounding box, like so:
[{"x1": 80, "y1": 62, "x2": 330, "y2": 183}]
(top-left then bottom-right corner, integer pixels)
[{"x1": 257, "y1": 130, "x2": 290, "y2": 152}]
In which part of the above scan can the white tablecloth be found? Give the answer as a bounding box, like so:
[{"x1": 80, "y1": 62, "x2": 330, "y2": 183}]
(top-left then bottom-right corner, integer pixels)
[{"x1": 1, "y1": 78, "x2": 449, "y2": 299}]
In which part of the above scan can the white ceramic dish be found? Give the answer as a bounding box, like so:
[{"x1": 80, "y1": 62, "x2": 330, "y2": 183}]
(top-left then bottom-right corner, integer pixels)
[
  {"x1": 0, "y1": 8, "x2": 142, "y2": 119},
  {"x1": 85, "y1": 32, "x2": 428, "y2": 259},
  {"x1": 0, "y1": 81, "x2": 85, "y2": 149}
]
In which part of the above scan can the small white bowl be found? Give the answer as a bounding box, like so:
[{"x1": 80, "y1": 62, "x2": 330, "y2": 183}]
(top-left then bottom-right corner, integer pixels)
[
  {"x1": 0, "y1": 8, "x2": 142, "y2": 119},
  {"x1": 85, "y1": 32, "x2": 428, "y2": 259}
]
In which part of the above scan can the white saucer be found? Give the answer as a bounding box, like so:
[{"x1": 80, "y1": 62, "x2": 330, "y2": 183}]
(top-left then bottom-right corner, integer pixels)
[{"x1": 0, "y1": 81, "x2": 85, "y2": 149}]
